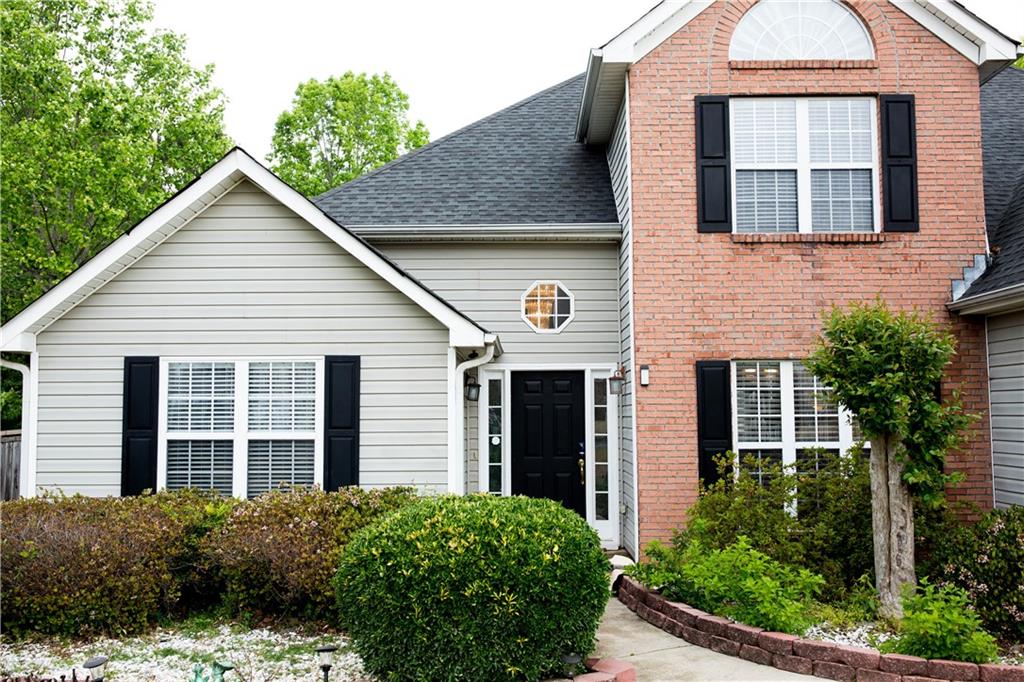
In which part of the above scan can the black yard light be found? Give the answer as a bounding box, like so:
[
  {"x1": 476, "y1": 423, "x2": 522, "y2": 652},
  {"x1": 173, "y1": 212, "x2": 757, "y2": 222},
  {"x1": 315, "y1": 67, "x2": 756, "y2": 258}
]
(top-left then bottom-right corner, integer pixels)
[
  {"x1": 211, "y1": 661, "x2": 235, "y2": 681},
  {"x1": 82, "y1": 655, "x2": 108, "y2": 682},
  {"x1": 560, "y1": 651, "x2": 582, "y2": 679},
  {"x1": 315, "y1": 645, "x2": 339, "y2": 682}
]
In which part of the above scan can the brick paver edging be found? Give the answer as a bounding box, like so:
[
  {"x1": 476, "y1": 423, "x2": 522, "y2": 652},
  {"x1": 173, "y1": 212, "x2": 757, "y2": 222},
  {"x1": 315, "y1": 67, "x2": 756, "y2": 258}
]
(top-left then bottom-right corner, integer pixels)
[{"x1": 617, "y1": 576, "x2": 1024, "y2": 682}]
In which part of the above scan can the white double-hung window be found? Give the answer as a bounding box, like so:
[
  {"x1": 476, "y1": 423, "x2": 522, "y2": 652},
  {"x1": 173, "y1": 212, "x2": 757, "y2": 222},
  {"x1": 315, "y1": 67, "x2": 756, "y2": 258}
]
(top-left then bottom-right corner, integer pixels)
[
  {"x1": 732, "y1": 360, "x2": 865, "y2": 481},
  {"x1": 161, "y1": 358, "x2": 323, "y2": 498},
  {"x1": 731, "y1": 98, "x2": 879, "y2": 234}
]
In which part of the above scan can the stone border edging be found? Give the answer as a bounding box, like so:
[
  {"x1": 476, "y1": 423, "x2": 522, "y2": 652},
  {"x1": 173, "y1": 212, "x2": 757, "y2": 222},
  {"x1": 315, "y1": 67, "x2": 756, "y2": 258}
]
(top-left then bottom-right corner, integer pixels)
[{"x1": 616, "y1": 576, "x2": 1024, "y2": 682}]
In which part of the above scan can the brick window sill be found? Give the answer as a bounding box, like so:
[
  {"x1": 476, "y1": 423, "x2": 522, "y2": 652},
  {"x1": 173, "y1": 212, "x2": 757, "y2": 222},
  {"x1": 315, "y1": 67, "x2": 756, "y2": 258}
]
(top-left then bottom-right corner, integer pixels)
[
  {"x1": 729, "y1": 59, "x2": 878, "y2": 70},
  {"x1": 731, "y1": 232, "x2": 885, "y2": 244}
]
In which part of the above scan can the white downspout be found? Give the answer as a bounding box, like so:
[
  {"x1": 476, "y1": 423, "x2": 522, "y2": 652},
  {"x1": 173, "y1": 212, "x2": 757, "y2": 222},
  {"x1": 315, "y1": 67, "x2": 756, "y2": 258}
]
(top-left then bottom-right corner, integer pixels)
[
  {"x1": 449, "y1": 344, "x2": 496, "y2": 494},
  {"x1": 1, "y1": 358, "x2": 33, "y2": 498}
]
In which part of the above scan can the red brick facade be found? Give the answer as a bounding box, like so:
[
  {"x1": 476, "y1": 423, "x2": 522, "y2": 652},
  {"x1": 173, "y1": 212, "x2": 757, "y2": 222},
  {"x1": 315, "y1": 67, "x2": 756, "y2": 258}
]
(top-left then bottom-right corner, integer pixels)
[{"x1": 628, "y1": 1, "x2": 993, "y2": 548}]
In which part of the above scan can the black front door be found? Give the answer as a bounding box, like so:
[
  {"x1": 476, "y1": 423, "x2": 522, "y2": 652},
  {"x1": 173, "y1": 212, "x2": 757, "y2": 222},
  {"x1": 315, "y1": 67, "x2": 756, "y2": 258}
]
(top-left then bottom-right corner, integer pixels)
[{"x1": 511, "y1": 371, "x2": 586, "y2": 516}]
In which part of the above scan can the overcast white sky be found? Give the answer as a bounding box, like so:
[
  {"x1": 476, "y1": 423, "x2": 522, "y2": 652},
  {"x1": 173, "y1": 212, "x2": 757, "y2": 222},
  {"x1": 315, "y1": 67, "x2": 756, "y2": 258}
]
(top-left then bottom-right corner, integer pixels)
[{"x1": 151, "y1": 1, "x2": 1024, "y2": 161}]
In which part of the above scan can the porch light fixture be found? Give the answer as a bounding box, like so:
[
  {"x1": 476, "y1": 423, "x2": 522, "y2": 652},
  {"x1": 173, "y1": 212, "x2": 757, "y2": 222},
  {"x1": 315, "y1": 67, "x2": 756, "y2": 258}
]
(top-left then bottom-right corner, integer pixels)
[
  {"x1": 464, "y1": 376, "x2": 481, "y2": 402},
  {"x1": 316, "y1": 645, "x2": 339, "y2": 682},
  {"x1": 608, "y1": 366, "x2": 625, "y2": 395},
  {"x1": 82, "y1": 655, "x2": 108, "y2": 682}
]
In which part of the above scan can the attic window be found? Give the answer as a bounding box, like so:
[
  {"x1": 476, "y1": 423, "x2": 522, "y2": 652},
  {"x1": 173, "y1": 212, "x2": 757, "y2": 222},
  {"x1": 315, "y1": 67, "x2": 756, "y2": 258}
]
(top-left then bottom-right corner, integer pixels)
[
  {"x1": 729, "y1": 0, "x2": 874, "y2": 61},
  {"x1": 521, "y1": 281, "x2": 574, "y2": 333}
]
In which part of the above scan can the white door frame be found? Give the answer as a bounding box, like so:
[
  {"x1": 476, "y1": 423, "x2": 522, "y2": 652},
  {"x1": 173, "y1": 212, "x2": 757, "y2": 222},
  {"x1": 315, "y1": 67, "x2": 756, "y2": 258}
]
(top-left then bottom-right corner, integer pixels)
[{"x1": 477, "y1": 363, "x2": 620, "y2": 550}]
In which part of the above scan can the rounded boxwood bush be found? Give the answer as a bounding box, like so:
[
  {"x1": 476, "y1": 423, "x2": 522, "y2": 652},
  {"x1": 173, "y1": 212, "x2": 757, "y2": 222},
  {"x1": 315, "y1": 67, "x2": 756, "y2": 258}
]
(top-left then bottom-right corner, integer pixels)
[{"x1": 335, "y1": 495, "x2": 609, "y2": 681}]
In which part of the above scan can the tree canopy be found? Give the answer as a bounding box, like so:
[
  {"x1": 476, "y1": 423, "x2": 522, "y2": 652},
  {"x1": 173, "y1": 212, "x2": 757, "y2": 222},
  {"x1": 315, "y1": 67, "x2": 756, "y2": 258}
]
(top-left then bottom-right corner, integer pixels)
[
  {"x1": 0, "y1": 0, "x2": 232, "y2": 324},
  {"x1": 267, "y1": 72, "x2": 429, "y2": 197}
]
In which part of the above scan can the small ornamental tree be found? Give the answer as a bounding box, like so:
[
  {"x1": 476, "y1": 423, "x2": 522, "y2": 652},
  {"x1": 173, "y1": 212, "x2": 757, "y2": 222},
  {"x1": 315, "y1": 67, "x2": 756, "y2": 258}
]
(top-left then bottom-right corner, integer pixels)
[{"x1": 806, "y1": 301, "x2": 971, "y2": 619}]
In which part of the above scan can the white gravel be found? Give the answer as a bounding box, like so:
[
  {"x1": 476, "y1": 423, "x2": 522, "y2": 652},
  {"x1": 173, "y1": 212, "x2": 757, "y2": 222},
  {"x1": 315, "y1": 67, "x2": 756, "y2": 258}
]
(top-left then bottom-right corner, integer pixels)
[
  {"x1": 0, "y1": 624, "x2": 370, "y2": 681},
  {"x1": 803, "y1": 622, "x2": 893, "y2": 650}
]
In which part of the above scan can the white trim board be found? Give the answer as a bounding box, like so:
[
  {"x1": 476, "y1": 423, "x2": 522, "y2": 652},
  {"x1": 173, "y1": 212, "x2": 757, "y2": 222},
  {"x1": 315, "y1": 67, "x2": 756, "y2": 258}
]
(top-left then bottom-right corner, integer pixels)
[{"x1": 0, "y1": 148, "x2": 493, "y2": 352}]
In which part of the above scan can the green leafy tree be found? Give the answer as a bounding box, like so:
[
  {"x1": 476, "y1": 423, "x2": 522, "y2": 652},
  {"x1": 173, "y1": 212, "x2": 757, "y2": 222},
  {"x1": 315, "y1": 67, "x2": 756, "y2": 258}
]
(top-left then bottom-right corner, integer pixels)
[
  {"x1": 268, "y1": 72, "x2": 429, "y2": 196},
  {"x1": 1, "y1": 0, "x2": 232, "y2": 324},
  {"x1": 807, "y1": 301, "x2": 972, "y2": 619}
]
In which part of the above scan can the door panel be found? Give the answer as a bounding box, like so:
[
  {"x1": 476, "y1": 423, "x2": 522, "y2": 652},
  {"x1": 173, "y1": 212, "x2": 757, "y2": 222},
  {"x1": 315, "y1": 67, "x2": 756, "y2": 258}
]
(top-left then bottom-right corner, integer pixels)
[{"x1": 511, "y1": 371, "x2": 586, "y2": 516}]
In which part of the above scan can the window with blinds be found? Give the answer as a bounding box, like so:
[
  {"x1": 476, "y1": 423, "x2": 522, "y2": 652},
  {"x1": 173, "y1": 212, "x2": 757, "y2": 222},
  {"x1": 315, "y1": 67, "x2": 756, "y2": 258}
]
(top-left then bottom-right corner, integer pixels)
[
  {"x1": 731, "y1": 97, "x2": 878, "y2": 234},
  {"x1": 162, "y1": 359, "x2": 321, "y2": 498},
  {"x1": 733, "y1": 360, "x2": 867, "y2": 486}
]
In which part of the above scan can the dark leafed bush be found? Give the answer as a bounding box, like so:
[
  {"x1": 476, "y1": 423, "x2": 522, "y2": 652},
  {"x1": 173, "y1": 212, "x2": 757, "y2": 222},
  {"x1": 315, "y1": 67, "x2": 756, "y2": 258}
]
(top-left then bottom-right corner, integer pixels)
[
  {"x1": 335, "y1": 495, "x2": 610, "y2": 681},
  {"x1": 931, "y1": 505, "x2": 1024, "y2": 642},
  {"x1": 0, "y1": 492, "x2": 217, "y2": 637},
  {"x1": 677, "y1": 451, "x2": 873, "y2": 602},
  {"x1": 208, "y1": 486, "x2": 415, "y2": 619}
]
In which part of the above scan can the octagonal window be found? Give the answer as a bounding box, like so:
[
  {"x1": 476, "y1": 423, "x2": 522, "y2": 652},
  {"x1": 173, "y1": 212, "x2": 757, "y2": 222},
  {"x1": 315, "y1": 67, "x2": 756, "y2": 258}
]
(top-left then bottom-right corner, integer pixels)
[{"x1": 521, "y1": 281, "x2": 574, "y2": 333}]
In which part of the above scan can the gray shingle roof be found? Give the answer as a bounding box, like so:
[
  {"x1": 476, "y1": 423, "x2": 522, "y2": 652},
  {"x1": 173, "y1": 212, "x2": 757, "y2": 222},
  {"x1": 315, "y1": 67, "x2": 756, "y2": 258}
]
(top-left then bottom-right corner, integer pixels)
[
  {"x1": 961, "y1": 67, "x2": 1024, "y2": 299},
  {"x1": 314, "y1": 74, "x2": 619, "y2": 226}
]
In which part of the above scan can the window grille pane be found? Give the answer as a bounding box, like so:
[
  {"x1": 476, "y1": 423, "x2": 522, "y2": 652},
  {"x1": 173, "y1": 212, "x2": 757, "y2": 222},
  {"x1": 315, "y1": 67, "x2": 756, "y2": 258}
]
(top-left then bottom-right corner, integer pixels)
[
  {"x1": 735, "y1": 361, "x2": 782, "y2": 442},
  {"x1": 594, "y1": 377, "x2": 610, "y2": 520},
  {"x1": 735, "y1": 171, "x2": 798, "y2": 233},
  {"x1": 732, "y1": 100, "x2": 797, "y2": 164},
  {"x1": 729, "y1": 1, "x2": 874, "y2": 61},
  {"x1": 809, "y1": 100, "x2": 873, "y2": 164},
  {"x1": 248, "y1": 361, "x2": 316, "y2": 432},
  {"x1": 167, "y1": 362, "x2": 235, "y2": 432},
  {"x1": 522, "y1": 283, "x2": 574, "y2": 332},
  {"x1": 487, "y1": 377, "x2": 503, "y2": 494},
  {"x1": 793, "y1": 364, "x2": 841, "y2": 443},
  {"x1": 246, "y1": 440, "x2": 314, "y2": 498},
  {"x1": 166, "y1": 440, "x2": 233, "y2": 496},
  {"x1": 811, "y1": 170, "x2": 873, "y2": 232},
  {"x1": 739, "y1": 449, "x2": 783, "y2": 485}
]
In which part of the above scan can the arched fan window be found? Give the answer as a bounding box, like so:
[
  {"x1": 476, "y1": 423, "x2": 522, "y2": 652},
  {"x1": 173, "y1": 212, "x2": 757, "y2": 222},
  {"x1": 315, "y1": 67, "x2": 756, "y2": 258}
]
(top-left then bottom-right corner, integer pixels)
[{"x1": 730, "y1": 1, "x2": 874, "y2": 61}]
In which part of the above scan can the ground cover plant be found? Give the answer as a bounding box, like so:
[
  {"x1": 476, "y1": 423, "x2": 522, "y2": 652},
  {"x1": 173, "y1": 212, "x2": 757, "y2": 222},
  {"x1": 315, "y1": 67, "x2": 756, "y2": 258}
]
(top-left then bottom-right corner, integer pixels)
[{"x1": 335, "y1": 494, "x2": 610, "y2": 681}]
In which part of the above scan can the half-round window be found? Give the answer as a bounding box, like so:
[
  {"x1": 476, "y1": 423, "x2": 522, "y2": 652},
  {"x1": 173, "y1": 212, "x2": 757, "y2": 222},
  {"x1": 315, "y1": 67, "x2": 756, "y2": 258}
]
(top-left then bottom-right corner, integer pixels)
[
  {"x1": 729, "y1": 1, "x2": 874, "y2": 61},
  {"x1": 521, "y1": 281, "x2": 574, "y2": 333}
]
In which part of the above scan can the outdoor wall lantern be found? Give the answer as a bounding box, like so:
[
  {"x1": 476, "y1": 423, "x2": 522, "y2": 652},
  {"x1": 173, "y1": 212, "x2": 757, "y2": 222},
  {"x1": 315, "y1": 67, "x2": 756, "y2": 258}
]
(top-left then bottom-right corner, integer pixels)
[
  {"x1": 608, "y1": 366, "x2": 625, "y2": 395},
  {"x1": 82, "y1": 655, "x2": 108, "y2": 682},
  {"x1": 316, "y1": 645, "x2": 339, "y2": 682},
  {"x1": 464, "y1": 375, "x2": 481, "y2": 402}
]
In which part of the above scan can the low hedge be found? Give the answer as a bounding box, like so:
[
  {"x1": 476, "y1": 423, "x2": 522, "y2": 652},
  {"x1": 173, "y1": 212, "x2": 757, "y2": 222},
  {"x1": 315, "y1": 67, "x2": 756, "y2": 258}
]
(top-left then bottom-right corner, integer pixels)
[
  {"x1": 335, "y1": 495, "x2": 610, "y2": 681},
  {"x1": 0, "y1": 491, "x2": 223, "y2": 637},
  {"x1": 208, "y1": 486, "x2": 415, "y2": 619}
]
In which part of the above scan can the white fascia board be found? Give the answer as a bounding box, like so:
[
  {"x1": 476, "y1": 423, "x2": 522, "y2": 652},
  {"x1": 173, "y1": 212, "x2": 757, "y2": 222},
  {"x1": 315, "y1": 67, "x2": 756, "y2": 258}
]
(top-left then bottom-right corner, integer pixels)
[
  {"x1": 947, "y1": 282, "x2": 1024, "y2": 315},
  {"x1": 0, "y1": 332, "x2": 35, "y2": 353},
  {"x1": 0, "y1": 148, "x2": 489, "y2": 352},
  {"x1": 350, "y1": 223, "x2": 622, "y2": 242},
  {"x1": 893, "y1": 1, "x2": 1019, "y2": 66}
]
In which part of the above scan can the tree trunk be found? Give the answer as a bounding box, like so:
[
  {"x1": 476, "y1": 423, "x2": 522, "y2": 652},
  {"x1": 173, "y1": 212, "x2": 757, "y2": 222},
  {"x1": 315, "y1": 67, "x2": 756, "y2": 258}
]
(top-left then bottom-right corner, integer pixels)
[{"x1": 869, "y1": 435, "x2": 916, "y2": 620}]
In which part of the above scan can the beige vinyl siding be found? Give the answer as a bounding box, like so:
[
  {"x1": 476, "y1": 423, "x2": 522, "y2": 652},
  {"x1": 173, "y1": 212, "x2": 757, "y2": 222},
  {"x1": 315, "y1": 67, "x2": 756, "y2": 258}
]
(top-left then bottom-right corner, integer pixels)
[
  {"x1": 381, "y1": 241, "x2": 620, "y2": 497},
  {"x1": 988, "y1": 311, "x2": 1024, "y2": 507},
  {"x1": 35, "y1": 181, "x2": 450, "y2": 496},
  {"x1": 608, "y1": 97, "x2": 637, "y2": 556},
  {"x1": 380, "y1": 243, "x2": 620, "y2": 366}
]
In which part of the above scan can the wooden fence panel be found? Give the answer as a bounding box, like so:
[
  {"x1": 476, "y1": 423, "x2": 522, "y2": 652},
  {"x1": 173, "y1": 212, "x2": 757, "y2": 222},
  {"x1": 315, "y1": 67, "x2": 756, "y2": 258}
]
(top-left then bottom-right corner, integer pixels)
[{"x1": 1, "y1": 430, "x2": 21, "y2": 500}]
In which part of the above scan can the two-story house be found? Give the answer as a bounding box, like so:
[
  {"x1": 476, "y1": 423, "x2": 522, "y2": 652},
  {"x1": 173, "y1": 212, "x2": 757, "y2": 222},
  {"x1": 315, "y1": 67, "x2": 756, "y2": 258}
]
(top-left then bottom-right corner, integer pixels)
[{"x1": 2, "y1": 0, "x2": 1019, "y2": 557}]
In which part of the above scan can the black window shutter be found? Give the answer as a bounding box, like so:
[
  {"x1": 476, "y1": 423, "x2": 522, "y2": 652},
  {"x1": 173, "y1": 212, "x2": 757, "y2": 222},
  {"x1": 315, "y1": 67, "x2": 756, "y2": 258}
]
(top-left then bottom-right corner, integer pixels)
[
  {"x1": 121, "y1": 357, "x2": 159, "y2": 495},
  {"x1": 695, "y1": 361, "x2": 732, "y2": 488},
  {"x1": 880, "y1": 95, "x2": 919, "y2": 232},
  {"x1": 324, "y1": 356, "x2": 360, "y2": 491},
  {"x1": 696, "y1": 96, "x2": 731, "y2": 233}
]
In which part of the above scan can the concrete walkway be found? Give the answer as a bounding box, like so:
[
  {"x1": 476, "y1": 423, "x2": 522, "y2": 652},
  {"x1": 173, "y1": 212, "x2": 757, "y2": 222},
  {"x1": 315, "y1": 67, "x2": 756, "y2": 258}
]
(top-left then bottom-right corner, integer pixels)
[{"x1": 592, "y1": 598, "x2": 814, "y2": 682}]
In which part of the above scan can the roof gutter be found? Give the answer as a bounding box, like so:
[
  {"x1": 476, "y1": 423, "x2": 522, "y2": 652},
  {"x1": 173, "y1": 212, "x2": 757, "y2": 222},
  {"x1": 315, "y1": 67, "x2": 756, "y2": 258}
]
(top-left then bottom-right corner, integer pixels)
[
  {"x1": 947, "y1": 282, "x2": 1024, "y2": 315},
  {"x1": 575, "y1": 49, "x2": 604, "y2": 143}
]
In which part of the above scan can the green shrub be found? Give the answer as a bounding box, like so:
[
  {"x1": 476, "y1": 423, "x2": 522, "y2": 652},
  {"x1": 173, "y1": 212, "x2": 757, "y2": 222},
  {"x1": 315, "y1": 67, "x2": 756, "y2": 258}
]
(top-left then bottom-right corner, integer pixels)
[
  {"x1": 678, "y1": 451, "x2": 872, "y2": 602},
  {"x1": 0, "y1": 492, "x2": 202, "y2": 637},
  {"x1": 932, "y1": 506, "x2": 1024, "y2": 641},
  {"x1": 209, "y1": 486, "x2": 414, "y2": 619},
  {"x1": 628, "y1": 537, "x2": 824, "y2": 634},
  {"x1": 335, "y1": 495, "x2": 609, "y2": 681},
  {"x1": 881, "y1": 581, "x2": 998, "y2": 663}
]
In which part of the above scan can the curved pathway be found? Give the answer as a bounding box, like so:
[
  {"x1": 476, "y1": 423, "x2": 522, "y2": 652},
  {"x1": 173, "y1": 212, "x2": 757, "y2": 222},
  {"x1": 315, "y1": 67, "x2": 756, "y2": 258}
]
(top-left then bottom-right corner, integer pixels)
[{"x1": 593, "y1": 598, "x2": 813, "y2": 681}]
